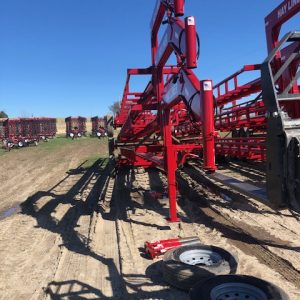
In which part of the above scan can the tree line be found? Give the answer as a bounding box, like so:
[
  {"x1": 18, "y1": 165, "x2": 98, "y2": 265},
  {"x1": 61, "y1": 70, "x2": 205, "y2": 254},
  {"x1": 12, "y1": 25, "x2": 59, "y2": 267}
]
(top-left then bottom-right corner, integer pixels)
[
  {"x1": 109, "y1": 101, "x2": 120, "y2": 115},
  {"x1": 0, "y1": 111, "x2": 8, "y2": 118}
]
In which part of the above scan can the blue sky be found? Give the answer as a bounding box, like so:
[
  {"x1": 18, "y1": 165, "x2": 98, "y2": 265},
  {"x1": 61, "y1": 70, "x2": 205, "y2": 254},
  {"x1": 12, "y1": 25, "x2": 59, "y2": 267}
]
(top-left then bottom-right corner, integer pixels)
[{"x1": 0, "y1": 0, "x2": 290, "y2": 117}]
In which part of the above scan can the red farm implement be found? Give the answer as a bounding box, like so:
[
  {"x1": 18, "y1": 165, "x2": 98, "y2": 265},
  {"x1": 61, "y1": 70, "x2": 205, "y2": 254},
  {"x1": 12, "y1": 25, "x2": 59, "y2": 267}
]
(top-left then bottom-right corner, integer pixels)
[
  {"x1": 1, "y1": 118, "x2": 37, "y2": 149},
  {"x1": 91, "y1": 116, "x2": 107, "y2": 138},
  {"x1": 114, "y1": 0, "x2": 300, "y2": 221},
  {"x1": 1, "y1": 117, "x2": 57, "y2": 150},
  {"x1": 114, "y1": 0, "x2": 216, "y2": 222},
  {"x1": 65, "y1": 116, "x2": 87, "y2": 139}
]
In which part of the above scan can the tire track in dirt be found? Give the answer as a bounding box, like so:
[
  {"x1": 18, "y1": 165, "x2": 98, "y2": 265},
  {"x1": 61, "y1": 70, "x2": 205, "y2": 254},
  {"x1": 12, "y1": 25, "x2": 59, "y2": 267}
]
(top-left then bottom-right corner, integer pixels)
[
  {"x1": 0, "y1": 139, "x2": 103, "y2": 212},
  {"x1": 111, "y1": 169, "x2": 189, "y2": 299},
  {"x1": 0, "y1": 140, "x2": 108, "y2": 300},
  {"x1": 44, "y1": 159, "x2": 126, "y2": 299},
  {"x1": 177, "y1": 168, "x2": 300, "y2": 289}
]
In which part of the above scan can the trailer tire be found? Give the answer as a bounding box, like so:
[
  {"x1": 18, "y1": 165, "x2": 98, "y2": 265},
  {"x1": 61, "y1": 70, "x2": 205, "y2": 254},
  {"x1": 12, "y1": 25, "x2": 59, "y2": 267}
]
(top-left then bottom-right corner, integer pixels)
[
  {"x1": 18, "y1": 141, "x2": 24, "y2": 148},
  {"x1": 189, "y1": 275, "x2": 289, "y2": 300},
  {"x1": 162, "y1": 245, "x2": 238, "y2": 291}
]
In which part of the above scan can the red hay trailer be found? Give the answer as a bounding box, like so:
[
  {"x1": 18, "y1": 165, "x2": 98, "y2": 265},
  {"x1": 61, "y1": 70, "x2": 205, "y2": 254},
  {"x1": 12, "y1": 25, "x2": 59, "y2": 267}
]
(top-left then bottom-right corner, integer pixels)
[
  {"x1": 1, "y1": 117, "x2": 57, "y2": 150},
  {"x1": 114, "y1": 0, "x2": 300, "y2": 221},
  {"x1": 1, "y1": 118, "x2": 35, "y2": 148},
  {"x1": 65, "y1": 116, "x2": 87, "y2": 138},
  {"x1": 91, "y1": 116, "x2": 107, "y2": 138}
]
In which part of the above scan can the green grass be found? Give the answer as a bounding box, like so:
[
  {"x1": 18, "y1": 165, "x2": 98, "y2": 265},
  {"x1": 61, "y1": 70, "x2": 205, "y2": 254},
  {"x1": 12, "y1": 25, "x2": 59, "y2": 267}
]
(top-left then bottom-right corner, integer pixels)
[
  {"x1": 0, "y1": 148, "x2": 5, "y2": 156},
  {"x1": 0, "y1": 136, "x2": 108, "y2": 157},
  {"x1": 38, "y1": 136, "x2": 78, "y2": 151},
  {"x1": 39, "y1": 136, "x2": 107, "y2": 151}
]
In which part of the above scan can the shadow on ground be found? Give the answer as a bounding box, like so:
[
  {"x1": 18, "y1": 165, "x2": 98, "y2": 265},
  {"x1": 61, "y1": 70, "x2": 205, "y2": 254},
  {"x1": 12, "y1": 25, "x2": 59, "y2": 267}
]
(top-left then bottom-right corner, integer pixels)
[{"x1": 21, "y1": 161, "x2": 186, "y2": 299}]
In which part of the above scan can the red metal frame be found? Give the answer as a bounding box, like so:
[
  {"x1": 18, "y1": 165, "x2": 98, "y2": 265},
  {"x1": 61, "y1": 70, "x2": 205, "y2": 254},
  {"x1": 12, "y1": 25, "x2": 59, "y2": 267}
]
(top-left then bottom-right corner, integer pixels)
[
  {"x1": 1, "y1": 117, "x2": 57, "y2": 148},
  {"x1": 115, "y1": 0, "x2": 300, "y2": 219},
  {"x1": 65, "y1": 116, "x2": 87, "y2": 138},
  {"x1": 115, "y1": 0, "x2": 216, "y2": 222}
]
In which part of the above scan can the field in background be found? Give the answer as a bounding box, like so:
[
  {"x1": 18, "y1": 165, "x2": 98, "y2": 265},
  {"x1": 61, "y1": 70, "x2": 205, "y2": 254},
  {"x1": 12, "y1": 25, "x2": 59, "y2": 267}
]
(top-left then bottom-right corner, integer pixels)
[{"x1": 56, "y1": 117, "x2": 93, "y2": 135}]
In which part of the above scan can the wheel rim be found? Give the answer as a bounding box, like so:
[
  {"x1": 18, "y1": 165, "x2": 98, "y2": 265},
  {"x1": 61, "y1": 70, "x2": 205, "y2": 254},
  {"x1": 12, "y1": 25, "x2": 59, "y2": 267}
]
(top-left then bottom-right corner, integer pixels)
[
  {"x1": 179, "y1": 249, "x2": 222, "y2": 266},
  {"x1": 210, "y1": 282, "x2": 268, "y2": 300}
]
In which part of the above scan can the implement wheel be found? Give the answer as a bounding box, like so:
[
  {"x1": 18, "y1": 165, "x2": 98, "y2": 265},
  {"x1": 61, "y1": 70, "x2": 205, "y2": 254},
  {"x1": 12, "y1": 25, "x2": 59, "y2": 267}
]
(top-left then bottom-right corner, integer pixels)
[
  {"x1": 162, "y1": 245, "x2": 238, "y2": 291},
  {"x1": 190, "y1": 275, "x2": 289, "y2": 300}
]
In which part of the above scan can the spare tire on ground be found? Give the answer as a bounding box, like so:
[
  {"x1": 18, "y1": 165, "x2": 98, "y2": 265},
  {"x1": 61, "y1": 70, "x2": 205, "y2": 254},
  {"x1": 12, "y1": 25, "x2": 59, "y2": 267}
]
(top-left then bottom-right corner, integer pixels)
[
  {"x1": 162, "y1": 245, "x2": 238, "y2": 291},
  {"x1": 189, "y1": 275, "x2": 289, "y2": 300}
]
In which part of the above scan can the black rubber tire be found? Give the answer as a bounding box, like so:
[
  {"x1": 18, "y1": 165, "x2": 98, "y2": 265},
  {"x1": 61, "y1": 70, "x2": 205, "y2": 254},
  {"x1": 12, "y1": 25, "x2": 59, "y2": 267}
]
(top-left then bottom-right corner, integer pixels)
[
  {"x1": 162, "y1": 245, "x2": 238, "y2": 291},
  {"x1": 189, "y1": 275, "x2": 289, "y2": 300}
]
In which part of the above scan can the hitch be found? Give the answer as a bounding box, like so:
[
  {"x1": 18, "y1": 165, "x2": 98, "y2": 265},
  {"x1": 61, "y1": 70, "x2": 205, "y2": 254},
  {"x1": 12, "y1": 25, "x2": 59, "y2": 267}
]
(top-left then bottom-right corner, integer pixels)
[{"x1": 144, "y1": 236, "x2": 201, "y2": 259}]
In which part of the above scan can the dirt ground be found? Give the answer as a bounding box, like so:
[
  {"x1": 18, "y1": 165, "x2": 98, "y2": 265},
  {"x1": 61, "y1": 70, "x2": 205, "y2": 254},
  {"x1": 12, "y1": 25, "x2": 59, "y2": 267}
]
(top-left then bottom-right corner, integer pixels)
[
  {"x1": 1, "y1": 138, "x2": 300, "y2": 299},
  {"x1": 0, "y1": 138, "x2": 186, "y2": 300}
]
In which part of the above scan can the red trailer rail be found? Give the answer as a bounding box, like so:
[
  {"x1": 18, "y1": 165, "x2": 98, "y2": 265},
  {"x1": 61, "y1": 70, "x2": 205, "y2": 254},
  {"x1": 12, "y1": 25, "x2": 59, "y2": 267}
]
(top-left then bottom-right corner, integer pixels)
[
  {"x1": 65, "y1": 116, "x2": 87, "y2": 139},
  {"x1": 113, "y1": 0, "x2": 300, "y2": 216}
]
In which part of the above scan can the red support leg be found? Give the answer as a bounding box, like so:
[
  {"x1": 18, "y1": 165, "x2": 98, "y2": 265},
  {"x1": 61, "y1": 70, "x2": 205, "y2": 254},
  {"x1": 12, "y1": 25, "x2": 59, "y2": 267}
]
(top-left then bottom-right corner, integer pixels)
[
  {"x1": 200, "y1": 80, "x2": 217, "y2": 172},
  {"x1": 163, "y1": 110, "x2": 180, "y2": 222}
]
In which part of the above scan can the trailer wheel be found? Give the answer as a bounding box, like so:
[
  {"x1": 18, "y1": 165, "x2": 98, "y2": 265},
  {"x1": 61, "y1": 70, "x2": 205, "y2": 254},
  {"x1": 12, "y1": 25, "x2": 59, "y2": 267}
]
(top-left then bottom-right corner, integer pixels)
[
  {"x1": 162, "y1": 245, "x2": 237, "y2": 291},
  {"x1": 189, "y1": 275, "x2": 289, "y2": 300},
  {"x1": 18, "y1": 141, "x2": 24, "y2": 148}
]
